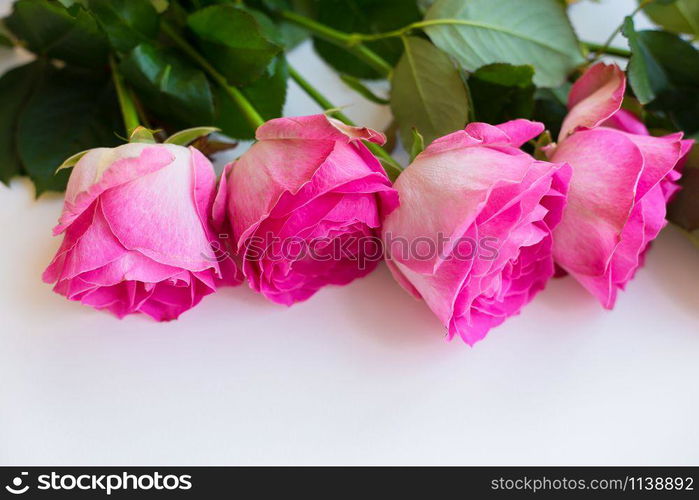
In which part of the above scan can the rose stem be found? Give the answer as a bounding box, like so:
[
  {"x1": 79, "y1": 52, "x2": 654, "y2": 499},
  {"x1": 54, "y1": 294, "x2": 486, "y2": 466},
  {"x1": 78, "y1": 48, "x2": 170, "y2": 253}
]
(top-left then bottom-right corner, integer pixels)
[
  {"x1": 288, "y1": 65, "x2": 402, "y2": 180},
  {"x1": 582, "y1": 42, "x2": 631, "y2": 58},
  {"x1": 161, "y1": 21, "x2": 265, "y2": 130},
  {"x1": 279, "y1": 10, "x2": 393, "y2": 78},
  {"x1": 109, "y1": 55, "x2": 141, "y2": 136}
]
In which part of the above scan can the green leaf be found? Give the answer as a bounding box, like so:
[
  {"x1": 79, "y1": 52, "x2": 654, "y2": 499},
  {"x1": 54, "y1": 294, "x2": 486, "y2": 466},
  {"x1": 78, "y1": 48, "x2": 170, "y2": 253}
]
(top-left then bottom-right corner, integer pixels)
[
  {"x1": 641, "y1": 0, "x2": 699, "y2": 36},
  {"x1": 668, "y1": 144, "x2": 699, "y2": 249},
  {"x1": 409, "y1": 128, "x2": 425, "y2": 161},
  {"x1": 5, "y1": 0, "x2": 108, "y2": 68},
  {"x1": 424, "y1": 0, "x2": 584, "y2": 87},
  {"x1": 469, "y1": 63, "x2": 535, "y2": 124},
  {"x1": 623, "y1": 17, "x2": 669, "y2": 105},
  {"x1": 390, "y1": 36, "x2": 470, "y2": 148},
  {"x1": 214, "y1": 54, "x2": 288, "y2": 139},
  {"x1": 87, "y1": 0, "x2": 160, "y2": 53},
  {"x1": 164, "y1": 126, "x2": 220, "y2": 145},
  {"x1": 120, "y1": 43, "x2": 215, "y2": 129},
  {"x1": 0, "y1": 62, "x2": 45, "y2": 185},
  {"x1": 340, "y1": 74, "x2": 389, "y2": 104},
  {"x1": 623, "y1": 22, "x2": 699, "y2": 133},
  {"x1": 0, "y1": 33, "x2": 12, "y2": 48},
  {"x1": 187, "y1": 4, "x2": 283, "y2": 86},
  {"x1": 312, "y1": 0, "x2": 422, "y2": 79},
  {"x1": 17, "y1": 64, "x2": 123, "y2": 195}
]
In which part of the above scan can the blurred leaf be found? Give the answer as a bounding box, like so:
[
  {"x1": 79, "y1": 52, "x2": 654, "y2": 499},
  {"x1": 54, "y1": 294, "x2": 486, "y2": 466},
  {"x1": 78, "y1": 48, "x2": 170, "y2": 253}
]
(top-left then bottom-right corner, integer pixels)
[
  {"x1": 164, "y1": 126, "x2": 220, "y2": 145},
  {"x1": 668, "y1": 144, "x2": 699, "y2": 231},
  {"x1": 641, "y1": 0, "x2": 699, "y2": 36},
  {"x1": 340, "y1": 74, "x2": 389, "y2": 104},
  {"x1": 312, "y1": 0, "x2": 422, "y2": 80},
  {"x1": 17, "y1": 64, "x2": 122, "y2": 195},
  {"x1": 187, "y1": 4, "x2": 283, "y2": 86},
  {"x1": 390, "y1": 36, "x2": 469, "y2": 147},
  {"x1": 0, "y1": 33, "x2": 12, "y2": 47},
  {"x1": 532, "y1": 84, "x2": 570, "y2": 140},
  {"x1": 0, "y1": 62, "x2": 45, "y2": 184},
  {"x1": 469, "y1": 63, "x2": 535, "y2": 124},
  {"x1": 424, "y1": 0, "x2": 584, "y2": 87},
  {"x1": 121, "y1": 43, "x2": 215, "y2": 128},
  {"x1": 5, "y1": 0, "x2": 108, "y2": 68},
  {"x1": 215, "y1": 54, "x2": 288, "y2": 139},
  {"x1": 87, "y1": 0, "x2": 160, "y2": 53}
]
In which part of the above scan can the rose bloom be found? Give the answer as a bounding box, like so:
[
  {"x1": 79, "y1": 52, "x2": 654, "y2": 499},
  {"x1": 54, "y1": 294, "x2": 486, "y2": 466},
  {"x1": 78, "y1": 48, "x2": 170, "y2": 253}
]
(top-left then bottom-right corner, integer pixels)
[
  {"x1": 213, "y1": 114, "x2": 399, "y2": 305},
  {"x1": 548, "y1": 63, "x2": 693, "y2": 308},
  {"x1": 382, "y1": 120, "x2": 571, "y2": 345},
  {"x1": 43, "y1": 143, "x2": 231, "y2": 320}
]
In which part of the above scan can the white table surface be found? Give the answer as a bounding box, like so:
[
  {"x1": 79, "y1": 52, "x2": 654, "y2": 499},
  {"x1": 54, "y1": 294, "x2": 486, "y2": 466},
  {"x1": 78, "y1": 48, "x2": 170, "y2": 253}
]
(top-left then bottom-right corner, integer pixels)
[{"x1": 1, "y1": 0, "x2": 697, "y2": 465}]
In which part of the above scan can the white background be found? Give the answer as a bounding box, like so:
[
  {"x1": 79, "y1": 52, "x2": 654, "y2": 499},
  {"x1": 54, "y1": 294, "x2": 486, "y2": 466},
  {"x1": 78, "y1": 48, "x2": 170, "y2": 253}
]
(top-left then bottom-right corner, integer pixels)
[{"x1": 1, "y1": 0, "x2": 697, "y2": 465}]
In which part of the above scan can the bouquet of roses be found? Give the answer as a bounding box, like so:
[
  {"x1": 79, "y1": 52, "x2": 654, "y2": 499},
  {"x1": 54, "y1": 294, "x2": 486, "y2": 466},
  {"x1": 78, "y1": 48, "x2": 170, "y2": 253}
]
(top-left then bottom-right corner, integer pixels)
[{"x1": 0, "y1": 0, "x2": 696, "y2": 345}]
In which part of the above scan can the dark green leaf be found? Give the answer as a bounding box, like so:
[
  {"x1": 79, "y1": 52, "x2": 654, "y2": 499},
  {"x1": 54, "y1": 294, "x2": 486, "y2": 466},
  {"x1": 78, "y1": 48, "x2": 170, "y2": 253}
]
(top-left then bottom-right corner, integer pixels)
[
  {"x1": 87, "y1": 0, "x2": 160, "y2": 53},
  {"x1": 0, "y1": 33, "x2": 12, "y2": 47},
  {"x1": 469, "y1": 63, "x2": 536, "y2": 124},
  {"x1": 340, "y1": 74, "x2": 389, "y2": 104},
  {"x1": 624, "y1": 22, "x2": 699, "y2": 133},
  {"x1": 312, "y1": 0, "x2": 422, "y2": 80},
  {"x1": 532, "y1": 84, "x2": 570, "y2": 140},
  {"x1": 390, "y1": 36, "x2": 470, "y2": 148},
  {"x1": 668, "y1": 144, "x2": 699, "y2": 249},
  {"x1": 623, "y1": 17, "x2": 669, "y2": 104},
  {"x1": 17, "y1": 64, "x2": 122, "y2": 194},
  {"x1": 0, "y1": 61, "x2": 45, "y2": 184},
  {"x1": 5, "y1": 0, "x2": 108, "y2": 68},
  {"x1": 215, "y1": 54, "x2": 288, "y2": 139},
  {"x1": 120, "y1": 43, "x2": 215, "y2": 129},
  {"x1": 187, "y1": 4, "x2": 283, "y2": 86}
]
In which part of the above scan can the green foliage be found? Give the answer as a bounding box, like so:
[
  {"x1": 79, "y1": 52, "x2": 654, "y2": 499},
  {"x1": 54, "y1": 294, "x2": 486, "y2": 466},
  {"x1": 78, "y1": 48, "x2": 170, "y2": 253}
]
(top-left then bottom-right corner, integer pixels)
[
  {"x1": 87, "y1": 0, "x2": 160, "y2": 53},
  {"x1": 668, "y1": 144, "x2": 699, "y2": 248},
  {"x1": 641, "y1": 0, "x2": 699, "y2": 36},
  {"x1": 14, "y1": 62, "x2": 122, "y2": 194},
  {"x1": 311, "y1": 0, "x2": 422, "y2": 79},
  {"x1": 214, "y1": 55, "x2": 289, "y2": 139},
  {"x1": 424, "y1": 0, "x2": 584, "y2": 87},
  {"x1": 187, "y1": 4, "x2": 283, "y2": 86},
  {"x1": 390, "y1": 36, "x2": 470, "y2": 148},
  {"x1": 6, "y1": 0, "x2": 109, "y2": 68},
  {"x1": 624, "y1": 18, "x2": 699, "y2": 134},
  {"x1": 120, "y1": 43, "x2": 216, "y2": 129},
  {"x1": 469, "y1": 64, "x2": 536, "y2": 124}
]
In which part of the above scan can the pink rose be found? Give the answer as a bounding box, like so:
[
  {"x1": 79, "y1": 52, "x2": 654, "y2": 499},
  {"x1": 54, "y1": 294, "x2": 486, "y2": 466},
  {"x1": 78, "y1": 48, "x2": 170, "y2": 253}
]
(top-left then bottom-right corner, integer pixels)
[
  {"x1": 382, "y1": 120, "x2": 571, "y2": 345},
  {"x1": 549, "y1": 63, "x2": 693, "y2": 308},
  {"x1": 43, "y1": 143, "x2": 230, "y2": 320},
  {"x1": 213, "y1": 114, "x2": 399, "y2": 305}
]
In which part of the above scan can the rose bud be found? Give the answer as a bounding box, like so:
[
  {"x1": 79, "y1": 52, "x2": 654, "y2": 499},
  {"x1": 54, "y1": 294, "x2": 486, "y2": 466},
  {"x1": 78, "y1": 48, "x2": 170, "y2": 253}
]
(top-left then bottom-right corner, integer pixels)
[
  {"x1": 43, "y1": 143, "x2": 233, "y2": 320},
  {"x1": 213, "y1": 114, "x2": 399, "y2": 305},
  {"x1": 549, "y1": 63, "x2": 693, "y2": 308},
  {"x1": 382, "y1": 120, "x2": 571, "y2": 345}
]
